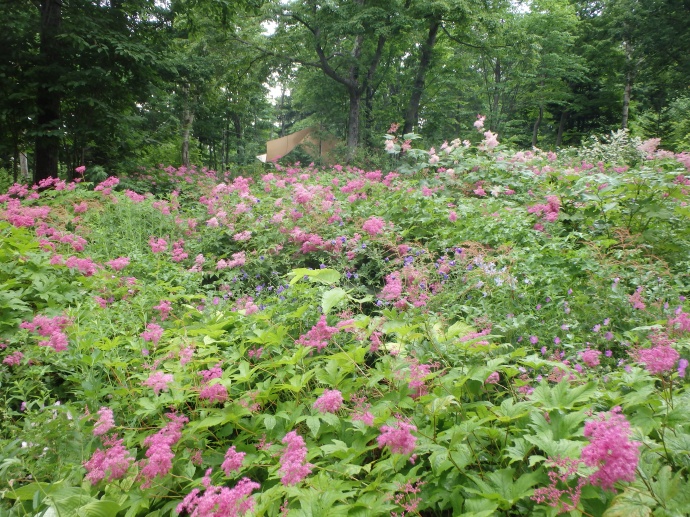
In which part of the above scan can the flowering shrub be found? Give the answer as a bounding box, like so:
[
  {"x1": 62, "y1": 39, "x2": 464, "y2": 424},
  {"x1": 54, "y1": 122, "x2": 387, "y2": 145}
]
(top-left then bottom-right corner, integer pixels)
[{"x1": 1, "y1": 120, "x2": 690, "y2": 516}]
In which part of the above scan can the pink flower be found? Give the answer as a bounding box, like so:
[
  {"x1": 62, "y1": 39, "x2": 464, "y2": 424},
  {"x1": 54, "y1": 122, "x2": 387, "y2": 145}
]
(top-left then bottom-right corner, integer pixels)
[
  {"x1": 222, "y1": 446, "x2": 246, "y2": 476},
  {"x1": 75, "y1": 165, "x2": 86, "y2": 174},
  {"x1": 199, "y1": 383, "x2": 228, "y2": 404},
  {"x1": 296, "y1": 315, "x2": 339, "y2": 352},
  {"x1": 176, "y1": 475, "x2": 259, "y2": 517},
  {"x1": 380, "y1": 273, "x2": 404, "y2": 301},
  {"x1": 141, "y1": 323, "x2": 164, "y2": 344},
  {"x1": 233, "y1": 231, "x2": 252, "y2": 241},
  {"x1": 106, "y1": 257, "x2": 130, "y2": 271},
  {"x1": 153, "y1": 299, "x2": 172, "y2": 321},
  {"x1": 581, "y1": 407, "x2": 640, "y2": 490},
  {"x1": 73, "y1": 202, "x2": 88, "y2": 214},
  {"x1": 580, "y1": 349, "x2": 602, "y2": 368},
  {"x1": 531, "y1": 457, "x2": 586, "y2": 513},
  {"x1": 637, "y1": 345, "x2": 679, "y2": 375},
  {"x1": 171, "y1": 239, "x2": 188, "y2": 262},
  {"x1": 473, "y1": 114, "x2": 486, "y2": 131},
  {"x1": 142, "y1": 371, "x2": 174, "y2": 395},
  {"x1": 377, "y1": 418, "x2": 417, "y2": 455},
  {"x1": 313, "y1": 389, "x2": 343, "y2": 413},
  {"x1": 93, "y1": 407, "x2": 115, "y2": 436},
  {"x1": 140, "y1": 413, "x2": 188, "y2": 487},
  {"x1": 448, "y1": 211, "x2": 457, "y2": 222},
  {"x1": 149, "y1": 237, "x2": 168, "y2": 253},
  {"x1": 362, "y1": 216, "x2": 386, "y2": 236},
  {"x1": 2, "y1": 351, "x2": 23, "y2": 366},
  {"x1": 628, "y1": 287, "x2": 646, "y2": 310},
  {"x1": 482, "y1": 130, "x2": 499, "y2": 149},
  {"x1": 84, "y1": 435, "x2": 133, "y2": 484},
  {"x1": 485, "y1": 371, "x2": 500, "y2": 385},
  {"x1": 279, "y1": 431, "x2": 313, "y2": 486}
]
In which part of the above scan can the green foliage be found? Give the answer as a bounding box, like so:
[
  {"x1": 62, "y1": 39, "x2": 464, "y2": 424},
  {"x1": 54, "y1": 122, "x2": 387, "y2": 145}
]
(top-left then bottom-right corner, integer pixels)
[{"x1": 1, "y1": 126, "x2": 690, "y2": 516}]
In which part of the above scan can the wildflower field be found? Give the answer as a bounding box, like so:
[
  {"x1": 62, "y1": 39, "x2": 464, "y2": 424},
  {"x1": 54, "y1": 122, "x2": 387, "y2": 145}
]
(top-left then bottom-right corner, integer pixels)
[{"x1": 2, "y1": 127, "x2": 690, "y2": 516}]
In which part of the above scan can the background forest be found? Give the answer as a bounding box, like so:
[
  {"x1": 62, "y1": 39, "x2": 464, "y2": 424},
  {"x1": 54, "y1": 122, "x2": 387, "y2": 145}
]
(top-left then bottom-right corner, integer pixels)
[{"x1": 1, "y1": 0, "x2": 689, "y2": 184}]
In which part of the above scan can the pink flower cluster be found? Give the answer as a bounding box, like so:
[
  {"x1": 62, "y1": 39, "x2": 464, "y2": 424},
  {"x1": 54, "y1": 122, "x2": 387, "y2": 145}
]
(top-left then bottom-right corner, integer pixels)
[
  {"x1": 406, "y1": 358, "x2": 434, "y2": 398},
  {"x1": 106, "y1": 256, "x2": 130, "y2": 271},
  {"x1": 531, "y1": 457, "x2": 586, "y2": 513},
  {"x1": 1, "y1": 198, "x2": 51, "y2": 227},
  {"x1": 580, "y1": 348, "x2": 602, "y2": 368},
  {"x1": 171, "y1": 239, "x2": 188, "y2": 262},
  {"x1": 296, "y1": 315, "x2": 339, "y2": 352},
  {"x1": 140, "y1": 412, "x2": 188, "y2": 487},
  {"x1": 528, "y1": 195, "x2": 561, "y2": 224},
  {"x1": 278, "y1": 431, "x2": 313, "y2": 486},
  {"x1": 61, "y1": 255, "x2": 98, "y2": 276},
  {"x1": 313, "y1": 389, "x2": 343, "y2": 413},
  {"x1": 176, "y1": 471, "x2": 259, "y2": 517},
  {"x1": 141, "y1": 322, "x2": 164, "y2": 344},
  {"x1": 222, "y1": 446, "x2": 246, "y2": 476},
  {"x1": 377, "y1": 418, "x2": 417, "y2": 455},
  {"x1": 637, "y1": 344, "x2": 680, "y2": 375},
  {"x1": 142, "y1": 370, "x2": 174, "y2": 395},
  {"x1": 581, "y1": 407, "x2": 640, "y2": 490},
  {"x1": 668, "y1": 311, "x2": 690, "y2": 334},
  {"x1": 94, "y1": 176, "x2": 120, "y2": 195},
  {"x1": 199, "y1": 363, "x2": 228, "y2": 404},
  {"x1": 20, "y1": 314, "x2": 71, "y2": 352},
  {"x1": 153, "y1": 299, "x2": 172, "y2": 321},
  {"x1": 84, "y1": 435, "x2": 134, "y2": 484},
  {"x1": 149, "y1": 237, "x2": 168, "y2": 253},
  {"x1": 362, "y1": 216, "x2": 386, "y2": 236},
  {"x1": 628, "y1": 287, "x2": 646, "y2": 310},
  {"x1": 217, "y1": 252, "x2": 246, "y2": 270},
  {"x1": 3, "y1": 350, "x2": 24, "y2": 366},
  {"x1": 93, "y1": 407, "x2": 115, "y2": 436}
]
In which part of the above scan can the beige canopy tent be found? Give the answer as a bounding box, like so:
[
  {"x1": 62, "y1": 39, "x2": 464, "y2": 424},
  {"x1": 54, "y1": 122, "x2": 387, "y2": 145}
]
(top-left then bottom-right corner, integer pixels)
[{"x1": 257, "y1": 127, "x2": 339, "y2": 163}]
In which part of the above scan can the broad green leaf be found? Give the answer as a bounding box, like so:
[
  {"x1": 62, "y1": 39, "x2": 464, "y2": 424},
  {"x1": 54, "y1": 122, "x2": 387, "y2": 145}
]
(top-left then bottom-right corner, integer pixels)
[{"x1": 322, "y1": 287, "x2": 347, "y2": 314}]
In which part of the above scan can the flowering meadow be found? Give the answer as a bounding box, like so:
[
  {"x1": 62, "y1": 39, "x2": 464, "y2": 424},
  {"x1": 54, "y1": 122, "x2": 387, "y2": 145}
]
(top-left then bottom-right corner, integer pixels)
[{"x1": 1, "y1": 125, "x2": 690, "y2": 516}]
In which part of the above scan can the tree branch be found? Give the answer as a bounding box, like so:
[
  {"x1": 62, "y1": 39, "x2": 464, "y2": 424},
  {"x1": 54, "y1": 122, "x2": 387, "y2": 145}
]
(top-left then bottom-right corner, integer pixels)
[{"x1": 441, "y1": 24, "x2": 514, "y2": 50}]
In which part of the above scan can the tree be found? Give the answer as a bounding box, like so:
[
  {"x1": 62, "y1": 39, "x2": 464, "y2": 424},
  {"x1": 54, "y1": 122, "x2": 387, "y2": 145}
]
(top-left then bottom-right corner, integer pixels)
[{"x1": 268, "y1": 0, "x2": 401, "y2": 155}]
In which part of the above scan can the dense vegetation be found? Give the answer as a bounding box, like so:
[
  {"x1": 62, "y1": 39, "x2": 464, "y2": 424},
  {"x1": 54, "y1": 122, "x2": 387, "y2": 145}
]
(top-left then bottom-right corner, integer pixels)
[
  {"x1": 1, "y1": 0, "x2": 689, "y2": 185},
  {"x1": 1, "y1": 124, "x2": 690, "y2": 515}
]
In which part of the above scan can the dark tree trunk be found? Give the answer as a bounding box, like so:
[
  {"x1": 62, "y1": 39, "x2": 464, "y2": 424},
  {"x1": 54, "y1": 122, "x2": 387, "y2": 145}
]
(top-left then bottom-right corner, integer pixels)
[
  {"x1": 403, "y1": 20, "x2": 440, "y2": 135},
  {"x1": 34, "y1": 0, "x2": 62, "y2": 184},
  {"x1": 622, "y1": 39, "x2": 633, "y2": 130},
  {"x1": 181, "y1": 85, "x2": 194, "y2": 167},
  {"x1": 532, "y1": 105, "x2": 543, "y2": 148},
  {"x1": 491, "y1": 59, "x2": 501, "y2": 132},
  {"x1": 347, "y1": 88, "x2": 361, "y2": 152},
  {"x1": 556, "y1": 110, "x2": 568, "y2": 147}
]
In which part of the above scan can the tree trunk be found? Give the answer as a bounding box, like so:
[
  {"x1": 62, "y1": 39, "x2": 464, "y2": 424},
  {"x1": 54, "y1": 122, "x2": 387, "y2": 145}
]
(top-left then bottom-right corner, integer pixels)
[
  {"x1": 403, "y1": 20, "x2": 440, "y2": 135},
  {"x1": 347, "y1": 89, "x2": 361, "y2": 157},
  {"x1": 491, "y1": 58, "x2": 501, "y2": 132},
  {"x1": 532, "y1": 105, "x2": 543, "y2": 148},
  {"x1": 556, "y1": 110, "x2": 568, "y2": 147},
  {"x1": 34, "y1": 0, "x2": 62, "y2": 184},
  {"x1": 232, "y1": 113, "x2": 242, "y2": 159},
  {"x1": 621, "y1": 40, "x2": 633, "y2": 130},
  {"x1": 181, "y1": 86, "x2": 194, "y2": 167}
]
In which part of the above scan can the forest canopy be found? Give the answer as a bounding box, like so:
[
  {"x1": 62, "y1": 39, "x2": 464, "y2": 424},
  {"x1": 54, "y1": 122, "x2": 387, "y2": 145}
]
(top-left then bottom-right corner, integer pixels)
[{"x1": 1, "y1": 0, "x2": 689, "y2": 183}]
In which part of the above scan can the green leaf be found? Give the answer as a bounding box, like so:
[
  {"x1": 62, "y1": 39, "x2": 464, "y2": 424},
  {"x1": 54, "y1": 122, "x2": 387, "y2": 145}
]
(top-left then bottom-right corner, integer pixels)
[
  {"x1": 288, "y1": 268, "x2": 341, "y2": 285},
  {"x1": 306, "y1": 416, "x2": 321, "y2": 438},
  {"x1": 322, "y1": 287, "x2": 347, "y2": 314},
  {"x1": 602, "y1": 489, "x2": 654, "y2": 517}
]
